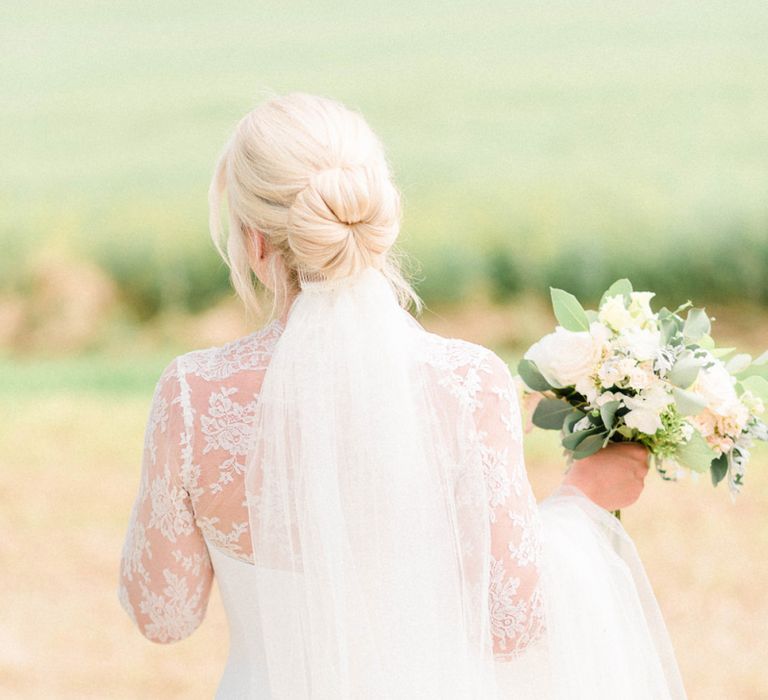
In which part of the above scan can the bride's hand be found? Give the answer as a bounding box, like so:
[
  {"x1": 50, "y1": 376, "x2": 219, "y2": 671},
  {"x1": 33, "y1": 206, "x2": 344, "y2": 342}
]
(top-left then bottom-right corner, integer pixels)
[{"x1": 561, "y1": 442, "x2": 650, "y2": 511}]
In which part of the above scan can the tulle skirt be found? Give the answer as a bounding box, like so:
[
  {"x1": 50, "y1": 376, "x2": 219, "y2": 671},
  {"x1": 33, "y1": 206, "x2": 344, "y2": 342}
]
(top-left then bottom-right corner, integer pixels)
[{"x1": 494, "y1": 485, "x2": 687, "y2": 699}]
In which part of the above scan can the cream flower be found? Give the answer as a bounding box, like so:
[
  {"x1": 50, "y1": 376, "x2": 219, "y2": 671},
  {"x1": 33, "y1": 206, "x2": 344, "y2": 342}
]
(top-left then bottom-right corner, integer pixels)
[
  {"x1": 596, "y1": 390, "x2": 624, "y2": 407},
  {"x1": 623, "y1": 385, "x2": 673, "y2": 435},
  {"x1": 524, "y1": 322, "x2": 608, "y2": 388},
  {"x1": 693, "y1": 360, "x2": 738, "y2": 409},
  {"x1": 626, "y1": 362, "x2": 656, "y2": 391},
  {"x1": 597, "y1": 356, "x2": 635, "y2": 389},
  {"x1": 627, "y1": 291, "x2": 657, "y2": 329},
  {"x1": 617, "y1": 326, "x2": 662, "y2": 362},
  {"x1": 599, "y1": 295, "x2": 634, "y2": 332}
]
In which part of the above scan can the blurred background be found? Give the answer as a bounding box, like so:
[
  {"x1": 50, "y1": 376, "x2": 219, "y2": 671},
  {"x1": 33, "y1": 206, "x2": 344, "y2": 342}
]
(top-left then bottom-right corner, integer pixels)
[{"x1": 2, "y1": 1, "x2": 767, "y2": 697}]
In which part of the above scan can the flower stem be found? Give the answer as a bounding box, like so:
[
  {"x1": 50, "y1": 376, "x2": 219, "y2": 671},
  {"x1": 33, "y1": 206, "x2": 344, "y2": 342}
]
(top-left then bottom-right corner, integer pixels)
[{"x1": 612, "y1": 509, "x2": 621, "y2": 520}]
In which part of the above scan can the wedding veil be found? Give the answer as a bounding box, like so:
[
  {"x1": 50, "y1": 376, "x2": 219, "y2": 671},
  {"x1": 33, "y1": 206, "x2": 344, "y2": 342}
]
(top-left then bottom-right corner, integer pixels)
[
  {"x1": 242, "y1": 264, "x2": 688, "y2": 699},
  {"x1": 244, "y1": 265, "x2": 498, "y2": 698}
]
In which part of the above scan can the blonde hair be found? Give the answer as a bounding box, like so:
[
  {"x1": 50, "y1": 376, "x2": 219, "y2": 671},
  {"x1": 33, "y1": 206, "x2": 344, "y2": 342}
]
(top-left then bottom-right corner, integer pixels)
[{"x1": 208, "y1": 92, "x2": 422, "y2": 321}]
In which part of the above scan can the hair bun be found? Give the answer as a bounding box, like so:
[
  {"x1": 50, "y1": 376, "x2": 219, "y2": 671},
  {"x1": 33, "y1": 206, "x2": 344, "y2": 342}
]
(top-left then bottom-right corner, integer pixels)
[
  {"x1": 287, "y1": 163, "x2": 400, "y2": 278},
  {"x1": 311, "y1": 165, "x2": 371, "y2": 226}
]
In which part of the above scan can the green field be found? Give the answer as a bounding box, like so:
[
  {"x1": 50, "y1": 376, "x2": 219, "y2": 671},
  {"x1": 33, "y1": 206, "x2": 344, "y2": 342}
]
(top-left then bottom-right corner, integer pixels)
[{"x1": 3, "y1": 0, "x2": 768, "y2": 335}]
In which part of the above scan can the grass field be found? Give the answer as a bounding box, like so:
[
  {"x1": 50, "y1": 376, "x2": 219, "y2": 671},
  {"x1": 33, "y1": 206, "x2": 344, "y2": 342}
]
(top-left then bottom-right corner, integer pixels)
[{"x1": 3, "y1": 1, "x2": 768, "y2": 334}]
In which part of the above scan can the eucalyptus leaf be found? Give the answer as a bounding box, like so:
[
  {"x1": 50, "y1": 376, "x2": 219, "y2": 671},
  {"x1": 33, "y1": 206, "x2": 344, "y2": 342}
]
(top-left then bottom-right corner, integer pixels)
[
  {"x1": 599, "y1": 400, "x2": 621, "y2": 431},
  {"x1": 659, "y1": 316, "x2": 681, "y2": 345},
  {"x1": 532, "y1": 398, "x2": 573, "y2": 430},
  {"x1": 562, "y1": 427, "x2": 601, "y2": 451},
  {"x1": 572, "y1": 432, "x2": 608, "y2": 459},
  {"x1": 753, "y1": 350, "x2": 768, "y2": 366},
  {"x1": 683, "y1": 308, "x2": 711, "y2": 343},
  {"x1": 697, "y1": 334, "x2": 715, "y2": 349},
  {"x1": 550, "y1": 288, "x2": 590, "y2": 332},
  {"x1": 710, "y1": 346, "x2": 736, "y2": 358},
  {"x1": 563, "y1": 409, "x2": 587, "y2": 434},
  {"x1": 739, "y1": 375, "x2": 768, "y2": 403},
  {"x1": 517, "y1": 358, "x2": 553, "y2": 392},
  {"x1": 599, "y1": 278, "x2": 633, "y2": 308},
  {"x1": 725, "y1": 353, "x2": 752, "y2": 374},
  {"x1": 675, "y1": 432, "x2": 716, "y2": 473},
  {"x1": 668, "y1": 353, "x2": 702, "y2": 389},
  {"x1": 710, "y1": 453, "x2": 728, "y2": 487},
  {"x1": 673, "y1": 387, "x2": 708, "y2": 416}
]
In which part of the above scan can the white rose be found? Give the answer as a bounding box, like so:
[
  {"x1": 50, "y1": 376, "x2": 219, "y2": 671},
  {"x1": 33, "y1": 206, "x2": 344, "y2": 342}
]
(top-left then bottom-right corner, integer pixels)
[
  {"x1": 627, "y1": 363, "x2": 656, "y2": 391},
  {"x1": 617, "y1": 326, "x2": 662, "y2": 362},
  {"x1": 693, "y1": 361, "x2": 738, "y2": 409},
  {"x1": 524, "y1": 322, "x2": 607, "y2": 388},
  {"x1": 599, "y1": 295, "x2": 634, "y2": 332},
  {"x1": 624, "y1": 407, "x2": 664, "y2": 435},
  {"x1": 596, "y1": 390, "x2": 624, "y2": 407},
  {"x1": 575, "y1": 375, "x2": 600, "y2": 404}
]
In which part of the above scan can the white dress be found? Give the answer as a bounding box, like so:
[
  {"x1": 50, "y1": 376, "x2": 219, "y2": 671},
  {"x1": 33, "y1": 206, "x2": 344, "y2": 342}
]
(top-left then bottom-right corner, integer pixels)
[{"x1": 118, "y1": 317, "x2": 686, "y2": 698}]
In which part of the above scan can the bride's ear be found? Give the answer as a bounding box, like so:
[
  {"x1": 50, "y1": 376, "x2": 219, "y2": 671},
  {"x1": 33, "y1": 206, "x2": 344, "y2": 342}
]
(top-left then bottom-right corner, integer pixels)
[{"x1": 243, "y1": 226, "x2": 267, "y2": 265}]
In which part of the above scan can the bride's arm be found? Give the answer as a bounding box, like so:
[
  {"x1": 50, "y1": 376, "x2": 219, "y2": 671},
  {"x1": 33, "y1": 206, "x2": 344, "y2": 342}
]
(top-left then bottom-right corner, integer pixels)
[
  {"x1": 475, "y1": 352, "x2": 545, "y2": 660},
  {"x1": 117, "y1": 358, "x2": 214, "y2": 643}
]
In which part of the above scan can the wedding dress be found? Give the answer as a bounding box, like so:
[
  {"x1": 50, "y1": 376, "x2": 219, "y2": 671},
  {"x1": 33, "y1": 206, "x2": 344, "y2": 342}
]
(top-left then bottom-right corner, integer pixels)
[{"x1": 118, "y1": 266, "x2": 687, "y2": 699}]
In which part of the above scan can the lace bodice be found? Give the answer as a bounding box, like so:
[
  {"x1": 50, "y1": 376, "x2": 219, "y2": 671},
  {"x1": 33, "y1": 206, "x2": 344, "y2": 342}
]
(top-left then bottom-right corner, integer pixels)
[{"x1": 118, "y1": 317, "x2": 545, "y2": 660}]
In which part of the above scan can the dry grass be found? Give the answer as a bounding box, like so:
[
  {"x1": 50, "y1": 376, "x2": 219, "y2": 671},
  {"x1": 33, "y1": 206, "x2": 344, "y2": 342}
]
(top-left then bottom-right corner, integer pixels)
[{"x1": 1, "y1": 392, "x2": 766, "y2": 698}]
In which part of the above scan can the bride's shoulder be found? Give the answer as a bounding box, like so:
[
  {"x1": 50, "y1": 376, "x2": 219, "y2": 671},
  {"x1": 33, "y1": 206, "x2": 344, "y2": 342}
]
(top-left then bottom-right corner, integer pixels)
[
  {"x1": 417, "y1": 325, "x2": 512, "y2": 386},
  {"x1": 170, "y1": 318, "x2": 284, "y2": 383}
]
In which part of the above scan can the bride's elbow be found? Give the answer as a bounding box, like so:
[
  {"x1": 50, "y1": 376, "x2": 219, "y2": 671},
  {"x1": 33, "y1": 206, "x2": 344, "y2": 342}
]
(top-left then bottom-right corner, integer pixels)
[{"x1": 117, "y1": 582, "x2": 206, "y2": 644}]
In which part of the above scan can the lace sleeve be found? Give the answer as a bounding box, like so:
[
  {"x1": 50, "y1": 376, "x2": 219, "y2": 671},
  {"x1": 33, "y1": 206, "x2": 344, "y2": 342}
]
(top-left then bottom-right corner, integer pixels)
[
  {"x1": 117, "y1": 358, "x2": 213, "y2": 643},
  {"x1": 475, "y1": 351, "x2": 545, "y2": 660}
]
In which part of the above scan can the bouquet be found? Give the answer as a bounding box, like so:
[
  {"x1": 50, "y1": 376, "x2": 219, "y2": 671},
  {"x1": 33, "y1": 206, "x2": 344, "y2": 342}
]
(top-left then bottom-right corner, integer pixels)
[{"x1": 517, "y1": 279, "x2": 768, "y2": 513}]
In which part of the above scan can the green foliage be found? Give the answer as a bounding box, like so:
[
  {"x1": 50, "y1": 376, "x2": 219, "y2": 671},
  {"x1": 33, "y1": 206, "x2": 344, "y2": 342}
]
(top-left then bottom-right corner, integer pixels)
[
  {"x1": 739, "y1": 375, "x2": 768, "y2": 403},
  {"x1": 572, "y1": 432, "x2": 608, "y2": 459},
  {"x1": 675, "y1": 431, "x2": 717, "y2": 473},
  {"x1": 710, "y1": 453, "x2": 729, "y2": 487},
  {"x1": 485, "y1": 243, "x2": 522, "y2": 301},
  {"x1": 4, "y1": 1, "x2": 768, "y2": 325},
  {"x1": 668, "y1": 352, "x2": 703, "y2": 389},
  {"x1": 517, "y1": 358, "x2": 553, "y2": 392},
  {"x1": 644, "y1": 407, "x2": 690, "y2": 461},
  {"x1": 550, "y1": 288, "x2": 590, "y2": 331},
  {"x1": 599, "y1": 400, "x2": 621, "y2": 431},
  {"x1": 683, "y1": 308, "x2": 712, "y2": 344},
  {"x1": 600, "y1": 278, "x2": 633, "y2": 307},
  {"x1": 91, "y1": 232, "x2": 231, "y2": 320},
  {"x1": 562, "y1": 426, "x2": 601, "y2": 451},
  {"x1": 673, "y1": 387, "x2": 709, "y2": 416},
  {"x1": 532, "y1": 398, "x2": 573, "y2": 429}
]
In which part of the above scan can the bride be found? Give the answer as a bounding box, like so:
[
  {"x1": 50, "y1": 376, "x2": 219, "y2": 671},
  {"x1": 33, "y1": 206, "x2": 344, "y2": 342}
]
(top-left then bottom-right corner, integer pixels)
[{"x1": 118, "y1": 93, "x2": 687, "y2": 698}]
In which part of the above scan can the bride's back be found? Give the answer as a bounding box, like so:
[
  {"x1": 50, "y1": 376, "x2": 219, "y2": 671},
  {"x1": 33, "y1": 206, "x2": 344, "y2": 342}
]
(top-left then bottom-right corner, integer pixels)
[
  {"x1": 118, "y1": 312, "x2": 544, "y2": 658},
  {"x1": 162, "y1": 317, "x2": 524, "y2": 566}
]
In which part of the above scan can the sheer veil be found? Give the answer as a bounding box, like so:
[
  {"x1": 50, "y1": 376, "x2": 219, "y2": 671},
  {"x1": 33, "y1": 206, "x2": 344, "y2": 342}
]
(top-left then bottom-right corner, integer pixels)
[
  {"x1": 244, "y1": 265, "x2": 498, "y2": 698},
  {"x1": 242, "y1": 263, "x2": 688, "y2": 699}
]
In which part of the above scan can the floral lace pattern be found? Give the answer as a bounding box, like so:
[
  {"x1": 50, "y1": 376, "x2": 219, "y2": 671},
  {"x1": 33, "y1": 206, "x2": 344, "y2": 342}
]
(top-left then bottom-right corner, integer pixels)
[{"x1": 118, "y1": 319, "x2": 545, "y2": 655}]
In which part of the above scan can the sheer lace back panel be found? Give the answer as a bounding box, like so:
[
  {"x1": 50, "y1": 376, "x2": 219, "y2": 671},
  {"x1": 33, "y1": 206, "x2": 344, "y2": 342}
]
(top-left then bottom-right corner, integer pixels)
[{"x1": 118, "y1": 318, "x2": 545, "y2": 658}]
